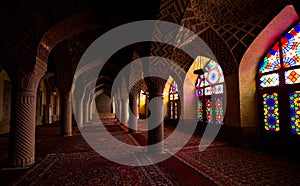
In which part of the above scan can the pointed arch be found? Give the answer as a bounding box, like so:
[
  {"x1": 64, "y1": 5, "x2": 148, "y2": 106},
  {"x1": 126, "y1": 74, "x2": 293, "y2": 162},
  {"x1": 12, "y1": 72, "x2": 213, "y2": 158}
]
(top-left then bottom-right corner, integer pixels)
[{"x1": 239, "y1": 5, "x2": 299, "y2": 127}]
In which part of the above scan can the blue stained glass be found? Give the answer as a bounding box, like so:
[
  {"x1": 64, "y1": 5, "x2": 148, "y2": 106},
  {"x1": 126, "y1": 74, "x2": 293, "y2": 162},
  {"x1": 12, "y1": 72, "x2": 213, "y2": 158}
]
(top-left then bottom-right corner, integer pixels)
[{"x1": 266, "y1": 98, "x2": 275, "y2": 106}]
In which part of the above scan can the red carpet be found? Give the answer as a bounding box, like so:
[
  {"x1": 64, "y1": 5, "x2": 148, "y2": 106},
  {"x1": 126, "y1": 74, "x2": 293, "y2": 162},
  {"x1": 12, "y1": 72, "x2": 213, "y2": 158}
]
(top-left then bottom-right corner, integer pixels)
[
  {"x1": 174, "y1": 145, "x2": 300, "y2": 185},
  {"x1": 14, "y1": 152, "x2": 180, "y2": 186}
]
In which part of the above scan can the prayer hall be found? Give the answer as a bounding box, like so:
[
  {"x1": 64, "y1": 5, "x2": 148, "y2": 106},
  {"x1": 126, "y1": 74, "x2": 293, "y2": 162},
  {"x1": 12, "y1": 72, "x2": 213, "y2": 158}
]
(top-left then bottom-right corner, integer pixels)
[{"x1": 1, "y1": 0, "x2": 300, "y2": 185}]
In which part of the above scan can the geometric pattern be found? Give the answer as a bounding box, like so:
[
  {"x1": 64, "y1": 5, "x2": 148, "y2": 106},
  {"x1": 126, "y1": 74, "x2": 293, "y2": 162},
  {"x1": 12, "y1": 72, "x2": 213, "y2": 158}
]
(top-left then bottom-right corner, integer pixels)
[
  {"x1": 196, "y1": 58, "x2": 225, "y2": 125},
  {"x1": 281, "y1": 22, "x2": 300, "y2": 68},
  {"x1": 180, "y1": 0, "x2": 289, "y2": 76},
  {"x1": 258, "y1": 22, "x2": 300, "y2": 137},
  {"x1": 259, "y1": 73, "x2": 279, "y2": 88},
  {"x1": 259, "y1": 42, "x2": 281, "y2": 74},
  {"x1": 263, "y1": 93, "x2": 280, "y2": 132},
  {"x1": 289, "y1": 91, "x2": 300, "y2": 135},
  {"x1": 150, "y1": 0, "x2": 190, "y2": 68},
  {"x1": 285, "y1": 69, "x2": 300, "y2": 84}
]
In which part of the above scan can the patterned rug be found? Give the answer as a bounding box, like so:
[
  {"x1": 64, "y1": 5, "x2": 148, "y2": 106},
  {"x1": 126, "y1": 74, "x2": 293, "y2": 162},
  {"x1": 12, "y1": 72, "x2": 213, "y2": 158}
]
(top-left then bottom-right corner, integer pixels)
[
  {"x1": 174, "y1": 145, "x2": 300, "y2": 185},
  {"x1": 14, "y1": 152, "x2": 179, "y2": 186},
  {"x1": 139, "y1": 126, "x2": 225, "y2": 148},
  {"x1": 55, "y1": 133, "x2": 140, "y2": 154}
]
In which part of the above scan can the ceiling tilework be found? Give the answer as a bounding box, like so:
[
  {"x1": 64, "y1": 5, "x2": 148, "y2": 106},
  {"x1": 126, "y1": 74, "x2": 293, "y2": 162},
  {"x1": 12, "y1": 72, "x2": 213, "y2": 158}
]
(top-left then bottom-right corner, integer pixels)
[
  {"x1": 180, "y1": 0, "x2": 291, "y2": 75},
  {"x1": 150, "y1": 0, "x2": 191, "y2": 61}
]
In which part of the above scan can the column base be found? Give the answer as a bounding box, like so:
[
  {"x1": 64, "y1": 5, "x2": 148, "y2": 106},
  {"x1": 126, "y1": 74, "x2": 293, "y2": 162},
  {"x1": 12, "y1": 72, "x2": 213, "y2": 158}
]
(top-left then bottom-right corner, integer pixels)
[
  {"x1": 147, "y1": 144, "x2": 164, "y2": 154},
  {"x1": 63, "y1": 133, "x2": 73, "y2": 137},
  {"x1": 10, "y1": 157, "x2": 35, "y2": 168},
  {"x1": 128, "y1": 129, "x2": 138, "y2": 133}
]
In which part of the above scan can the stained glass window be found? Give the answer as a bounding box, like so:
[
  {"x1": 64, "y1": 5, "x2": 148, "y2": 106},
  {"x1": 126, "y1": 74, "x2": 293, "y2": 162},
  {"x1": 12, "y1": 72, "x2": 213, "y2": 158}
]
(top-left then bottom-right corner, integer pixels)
[
  {"x1": 262, "y1": 93, "x2": 280, "y2": 132},
  {"x1": 281, "y1": 23, "x2": 300, "y2": 68},
  {"x1": 259, "y1": 42, "x2": 281, "y2": 74},
  {"x1": 169, "y1": 81, "x2": 179, "y2": 119},
  {"x1": 206, "y1": 98, "x2": 213, "y2": 123},
  {"x1": 258, "y1": 22, "x2": 300, "y2": 136},
  {"x1": 215, "y1": 97, "x2": 223, "y2": 125},
  {"x1": 195, "y1": 57, "x2": 224, "y2": 125},
  {"x1": 289, "y1": 91, "x2": 300, "y2": 135},
  {"x1": 285, "y1": 69, "x2": 300, "y2": 84},
  {"x1": 197, "y1": 101, "x2": 203, "y2": 122},
  {"x1": 259, "y1": 73, "x2": 279, "y2": 88}
]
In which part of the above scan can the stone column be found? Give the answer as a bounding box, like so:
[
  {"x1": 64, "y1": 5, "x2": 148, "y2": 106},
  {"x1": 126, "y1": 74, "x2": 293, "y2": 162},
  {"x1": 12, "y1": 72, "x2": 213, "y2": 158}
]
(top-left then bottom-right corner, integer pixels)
[
  {"x1": 83, "y1": 95, "x2": 89, "y2": 123},
  {"x1": 89, "y1": 94, "x2": 93, "y2": 120},
  {"x1": 121, "y1": 96, "x2": 129, "y2": 126},
  {"x1": 115, "y1": 92, "x2": 121, "y2": 122},
  {"x1": 128, "y1": 92, "x2": 138, "y2": 133},
  {"x1": 75, "y1": 98, "x2": 83, "y2": 128},
  {"x1": 145, "y1": 77, "x2": 166, "y2": 153},
  {"x1": 60, "y1": 90, "x2": 72, "y2": 136},
  {"x1": 9, "y1": 67, "x2": 45, "y2": 167}
]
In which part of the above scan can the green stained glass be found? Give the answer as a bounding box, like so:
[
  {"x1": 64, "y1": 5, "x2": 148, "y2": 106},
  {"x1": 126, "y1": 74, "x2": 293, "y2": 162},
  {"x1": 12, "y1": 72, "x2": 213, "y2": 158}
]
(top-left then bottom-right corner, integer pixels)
[{"x1": 197, "y1": 101, "x2": 203, "y2": 122}]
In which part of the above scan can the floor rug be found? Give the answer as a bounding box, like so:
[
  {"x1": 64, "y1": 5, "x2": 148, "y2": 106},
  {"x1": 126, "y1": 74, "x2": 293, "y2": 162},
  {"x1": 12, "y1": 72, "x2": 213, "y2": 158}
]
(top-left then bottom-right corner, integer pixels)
[
  {"x1": 14, "y1": 152, "x2": 179, "y2": 186},
  {"x1": 174, "y1": 145, "x2": 300, "y2": 185}
]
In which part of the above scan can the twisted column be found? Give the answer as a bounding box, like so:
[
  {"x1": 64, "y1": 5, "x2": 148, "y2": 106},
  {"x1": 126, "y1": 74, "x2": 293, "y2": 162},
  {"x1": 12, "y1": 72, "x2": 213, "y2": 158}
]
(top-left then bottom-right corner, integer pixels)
[
  {"x1": 9, "y1": 60, "x2": 46, "y2": 167},
  {"x1": 10, "y1": 89, "x2": 37, "y2": 167}
]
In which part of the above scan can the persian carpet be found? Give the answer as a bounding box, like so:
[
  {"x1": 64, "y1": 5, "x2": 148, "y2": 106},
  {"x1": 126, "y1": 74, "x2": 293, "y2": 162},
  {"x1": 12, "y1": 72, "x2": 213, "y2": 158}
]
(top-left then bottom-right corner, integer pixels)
[
  {"x1": 174, "y1": 145, "x2": 300, "y2": 185},
  {"x1": 14, "y1": 152, "x2": 179, "y2": 186}
]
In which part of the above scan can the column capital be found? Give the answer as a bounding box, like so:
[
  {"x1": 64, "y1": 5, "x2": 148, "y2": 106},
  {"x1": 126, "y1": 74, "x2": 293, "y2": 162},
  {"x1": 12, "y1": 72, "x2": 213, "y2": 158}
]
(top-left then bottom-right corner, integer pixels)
[
  {"x1": 12, "y1": 68, "x2": 45, "y2": 92},
  {"x1": 144, "y1": 77, "x2": 167, "y2": 98}
]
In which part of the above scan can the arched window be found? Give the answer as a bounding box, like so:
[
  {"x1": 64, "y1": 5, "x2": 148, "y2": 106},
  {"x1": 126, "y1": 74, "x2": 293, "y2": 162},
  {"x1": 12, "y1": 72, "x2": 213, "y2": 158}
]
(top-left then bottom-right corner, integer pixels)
[
  {"x1": 195, "y1": 57, "x2": 224, "y2": 124},
  {"x1": 169, "y1": 81, "x2": 179, "y2": 119},
  {"x1": 258, "y1": 22, "x2": 300, "y2": 138}
]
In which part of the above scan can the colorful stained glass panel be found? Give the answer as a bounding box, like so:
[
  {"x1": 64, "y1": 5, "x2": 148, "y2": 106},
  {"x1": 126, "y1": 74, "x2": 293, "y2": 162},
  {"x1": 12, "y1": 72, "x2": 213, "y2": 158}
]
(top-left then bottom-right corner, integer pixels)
[
  {"x1": 285, "y1": 69, "x2": 300, "y2": 84},
  {"x1": 281, "y1": 23, "x2": 300, "y2": 68},
  {"x1": 197, "y1": 100, "x2": 203, "y2": 122},
  {"x1": 259, "y1": 42, "x2": 281, "y2": 73},
  {"x1": 170, "y1": 81, "x2": 179, "y2": 94},
  {"x1": 205, "y1": 60, "x2": 224, "y2": 85},
  {"x1": 174, "y1": 94, "x2": 179, "y2": 100},
  {"x1": 170, "y1": 95, "x2": 173, "y2": 101},
  {"x1": 170, "y1": 102, "x2": 174, "y2": 119},
  {"x1": 259, "y1": 73, "x2": 279, "y2": 88},
  {"x1": 263, "y1": 93, "x2": 280, "y2": 132},
  {"x1": 215, "y1": 97, "x2": 223, "y2": 125},
  {"x1": 289, "y1": 91, "x2": 300, "y2": 135},
  {"x1": 197, "y1": 88, "x2": 203, "y2": 96},
  {"x1": 196, "y1": 75, "x2": 205, "y2": 88},
  {"x1": 205, "y1": 87, "x2": 212, "y2": 95},
  {"x1": 206, "y1": 98, "x2": 213, "y2": 123},
  {"x1": 213, "y1": 85, "x2": 223, "y2": 94}
]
